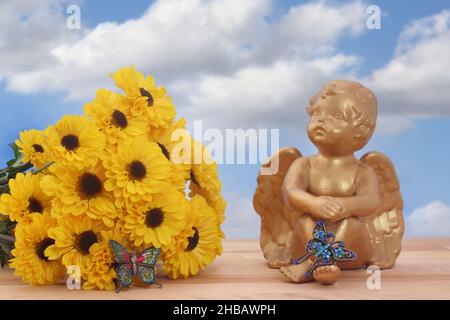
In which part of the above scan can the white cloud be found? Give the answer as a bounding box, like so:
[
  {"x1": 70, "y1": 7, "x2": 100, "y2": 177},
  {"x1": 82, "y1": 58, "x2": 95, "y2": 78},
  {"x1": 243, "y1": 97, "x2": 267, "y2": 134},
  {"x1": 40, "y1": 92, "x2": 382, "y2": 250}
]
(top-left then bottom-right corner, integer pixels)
[
  {"x1": 366, "y1": 10, "x2": 450, "y2": 117},
  {"x1": 222, "y1": 193, "x2": 260, "y2": 239},
  {"x1": 177, "y1": 55, "x2": 362, "y2": 129},
  {"x1": 279, "y1": 0, "x2": 365, "y2": 47},
  {"x1": 406, "y1": 201, "x2": 450, "y2": 237},
  {"x1": 4, "y1": 0, "x2": 276, "y2": 100},
  {"x1": 0, "y1": 0, "x2": 81, "y2": 77},
  {"x1": 373, "y1": 114, "x2": 415, "y2": 135},
  {"x1": 1, "y1": 0, "x2": 449, "y2": 134},
  {"x1": 0, "y1": 0, "x2": 368, "y2": 125}
]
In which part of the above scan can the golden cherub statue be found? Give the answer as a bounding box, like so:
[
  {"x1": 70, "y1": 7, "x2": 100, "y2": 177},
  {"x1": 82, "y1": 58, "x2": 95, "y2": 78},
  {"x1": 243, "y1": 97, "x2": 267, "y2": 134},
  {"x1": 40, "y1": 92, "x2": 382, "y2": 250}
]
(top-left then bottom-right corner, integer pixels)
[{"x1": 253, "y1": 80, "x2": 404, "y2": 285}]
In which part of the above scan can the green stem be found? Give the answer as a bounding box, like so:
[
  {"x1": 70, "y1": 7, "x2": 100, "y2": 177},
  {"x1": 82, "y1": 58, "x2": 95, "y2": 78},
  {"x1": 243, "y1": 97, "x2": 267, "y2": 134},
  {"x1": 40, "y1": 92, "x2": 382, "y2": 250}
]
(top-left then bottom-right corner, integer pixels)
[
  {"x1": 0, "y1": 161, "x2": 52, "y2": 188},
  {"x1": 0, "y1": 162, "x2": 33, "y2": 185},
  {"x1": 0, "y1": 234, "x2": 15, "y2": 243},
  {"x1": 33, "y1": 162, "x2": 54, "y2": 175},
  {"x1": 14, "y1": 161, "x2": 33, "y2": 172}
]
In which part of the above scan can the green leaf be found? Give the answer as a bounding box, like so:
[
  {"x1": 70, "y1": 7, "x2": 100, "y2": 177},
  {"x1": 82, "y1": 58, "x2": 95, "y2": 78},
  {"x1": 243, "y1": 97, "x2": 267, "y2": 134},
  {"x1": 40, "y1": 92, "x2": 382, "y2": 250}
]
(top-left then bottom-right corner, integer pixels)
[
  {"x1": 6, "y1": 162, "x2": 33, "y2": 180},
  {"x1": 0, "y1": 184, "x2": 9, "y2": 194},
  {"x1": 0, "y1": 241, "x2": 13, "y2": 268},
  {"x1": 6, "y1": 159, "x2": 16, "y2": 167},
  {"x1": 0, "y1": 218, "x2": 15, "y2": 268},
  {"x1": 5, "y1": 143, "x2": 27, "y2": 169},
  {"x1": 0, "y1": 221, "x2": 8, "y2": 234},
  {"x1": 8, "y1": 143, "x2": 20, "y2": 159},
  {"x1": 0, "y1": 254, "x2": 7, "y2": 268}
]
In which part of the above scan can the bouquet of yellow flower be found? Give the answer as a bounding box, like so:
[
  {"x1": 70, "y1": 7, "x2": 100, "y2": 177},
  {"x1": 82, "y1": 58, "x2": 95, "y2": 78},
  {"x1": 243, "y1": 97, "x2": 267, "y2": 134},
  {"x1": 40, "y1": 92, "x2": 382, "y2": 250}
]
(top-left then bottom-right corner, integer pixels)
[{"x1": 0, "y1": 67, "x2": 226, "y2": 290}]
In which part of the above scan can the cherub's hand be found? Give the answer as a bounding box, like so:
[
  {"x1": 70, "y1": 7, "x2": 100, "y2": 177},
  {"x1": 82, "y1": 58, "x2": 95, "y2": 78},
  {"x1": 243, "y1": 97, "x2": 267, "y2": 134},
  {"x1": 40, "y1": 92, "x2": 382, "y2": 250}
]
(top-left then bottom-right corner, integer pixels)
[{"x1": 310, "y1": 196, "x2": 343, "y2": 221}]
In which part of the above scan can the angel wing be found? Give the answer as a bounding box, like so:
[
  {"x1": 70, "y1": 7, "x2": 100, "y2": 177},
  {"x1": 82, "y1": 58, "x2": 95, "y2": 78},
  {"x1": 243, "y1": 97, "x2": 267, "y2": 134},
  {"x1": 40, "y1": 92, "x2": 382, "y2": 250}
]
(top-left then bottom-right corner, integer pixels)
[
  {"x1": 253, "y1": 147, "x2": 302, "y2": 268},
  {"x1": 360, "y1": 151, "x2": 404, "y2": 269}
]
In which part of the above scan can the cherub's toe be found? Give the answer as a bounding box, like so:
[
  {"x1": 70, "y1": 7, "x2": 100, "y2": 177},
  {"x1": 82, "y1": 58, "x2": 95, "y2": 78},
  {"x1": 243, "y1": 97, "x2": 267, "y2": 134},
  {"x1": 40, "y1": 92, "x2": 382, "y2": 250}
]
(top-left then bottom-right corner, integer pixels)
[
  {"x1": 279, "y1": 267, "x2": 290, "y2": 276},
  {"x1": 270, "y1": 259, "x2": 291, "y2": 269},
  {"x1": 280, "y1": 264, "x2": 313, "y2": 283}
]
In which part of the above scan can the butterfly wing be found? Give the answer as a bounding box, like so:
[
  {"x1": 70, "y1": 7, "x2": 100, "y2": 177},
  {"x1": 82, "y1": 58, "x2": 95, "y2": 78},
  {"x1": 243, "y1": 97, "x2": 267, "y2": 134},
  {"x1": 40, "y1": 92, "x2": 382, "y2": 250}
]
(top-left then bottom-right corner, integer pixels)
[
  {"x1": 109, "y1": 240, "x2": 131, "y2": 264},
  {"x1": 306, "y1": 238, "x2": 317, "y2": 253},
  {"x1": 137, "y1": 247, "x2": 160, "y2": 267},
  {"x1": 331, "y1": 242, "x2": 358, "y2": 262},
  {"x1": 312, "y1": 220, "x2": 334, "y2": 243},
  {"x1": 136, "y1": 265, "x2": 156, "y2": 286},
  {"x1": 116, "y1": 264, "x2": 133, "y2": 289},
  {"x1": 133, "y1": 247, "x2": 160, "y2": 287}
]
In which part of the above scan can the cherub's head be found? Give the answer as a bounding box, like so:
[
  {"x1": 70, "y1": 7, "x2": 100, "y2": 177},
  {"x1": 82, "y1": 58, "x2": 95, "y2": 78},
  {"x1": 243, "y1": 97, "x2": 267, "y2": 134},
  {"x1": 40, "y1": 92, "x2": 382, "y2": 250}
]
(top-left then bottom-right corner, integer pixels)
[{"x1": 306, "y1": 80, "x2": 377, "y2": 155}]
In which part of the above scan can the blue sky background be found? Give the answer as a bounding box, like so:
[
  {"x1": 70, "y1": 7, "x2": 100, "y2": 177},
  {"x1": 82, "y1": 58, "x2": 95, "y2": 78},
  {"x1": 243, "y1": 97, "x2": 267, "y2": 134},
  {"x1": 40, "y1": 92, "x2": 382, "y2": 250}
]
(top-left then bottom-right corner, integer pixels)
[{"x1": 0, "y1": 0, "x2": 449, "y2": 238}]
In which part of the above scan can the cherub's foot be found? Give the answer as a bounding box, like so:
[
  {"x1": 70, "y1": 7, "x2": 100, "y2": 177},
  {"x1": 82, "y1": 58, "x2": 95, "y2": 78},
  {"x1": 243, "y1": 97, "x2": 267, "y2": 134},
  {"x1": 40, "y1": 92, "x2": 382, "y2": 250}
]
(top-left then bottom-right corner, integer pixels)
[
  {"x1": 262, "y1": 241, "x2": 293, "y2": 269},
  {"x1": 313, "y1": 265, "x2": 341, "y2": 285},
  {"x1": 268, "y1": 258, "x2": 292, "y2": 269},
  {"x1": 280, "y1": 262, "x2": 314, "y2": 283}
]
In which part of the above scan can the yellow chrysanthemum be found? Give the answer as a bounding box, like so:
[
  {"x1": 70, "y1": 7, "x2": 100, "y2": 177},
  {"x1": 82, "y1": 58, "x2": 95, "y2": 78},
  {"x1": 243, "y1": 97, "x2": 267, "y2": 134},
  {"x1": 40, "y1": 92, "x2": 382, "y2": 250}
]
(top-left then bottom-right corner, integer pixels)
[
  {"x1": 46, "y1": 115, "x2": 106, "y2": 169},
  {"x1": 82, "y1": 227, "x2": 124, "y2": 291},
  {"x1": 162, "y1": 195, "x2": 220, "y2": 279},
  {"x1": 16, "y1": 129, "x2": 51, "y2": 169},
  {"x1": 45, "y1": 215, "x2": 110, "y2": 272},
  {"x1": 103, "y1": 137, "x2": 174, "y2": 210},
  {"x1": 84, "y1": 88, "x2": 147, "y2": 149},
  {"x1": 123, "y1": 189, "x2": 188, "y2": 248},
  {"x1": 189, "y1": 140, "x2": 226, "y2": 226},
  {"x1": 0, "y1": 172, "x2": 52, "y2": 223},
  {"x1": 40, "y1": 164, "x2": 117, "y2": 227},
  {"x1": 149, "y1": 118, "x2": 192, "y2": 190},
  {"x1": 9, "y1": 213, "x2": 65, "y2": 285},
  {"x1": 112, "y1": 66, "x2": 176, "y2": 129}
]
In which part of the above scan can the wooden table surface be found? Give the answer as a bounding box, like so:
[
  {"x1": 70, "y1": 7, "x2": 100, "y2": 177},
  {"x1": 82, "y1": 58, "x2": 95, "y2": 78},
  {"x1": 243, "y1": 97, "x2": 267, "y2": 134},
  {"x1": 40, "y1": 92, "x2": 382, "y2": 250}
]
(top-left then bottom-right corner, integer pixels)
[{"x1": 1, "y1": 239, "x2": 450, "y2": 300}]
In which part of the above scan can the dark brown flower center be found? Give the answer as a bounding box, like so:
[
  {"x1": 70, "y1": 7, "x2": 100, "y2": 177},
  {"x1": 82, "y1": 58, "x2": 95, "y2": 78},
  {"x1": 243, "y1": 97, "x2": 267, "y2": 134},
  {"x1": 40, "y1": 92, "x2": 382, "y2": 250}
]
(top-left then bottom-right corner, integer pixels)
[
  {"x1": 140, "y1": 88, "x2": 154, "y2": 106},
  {"x1": 78, "y1": 173, "x2": 102, "y2": 199},
  {"x1": 186, "y1": 227, "x2": 199, "y2": 251},
  {"x1": 77, "y1": 230, "x2": 98, "y2": 255},
  {"x1": 190, "y1": 171, "x2": 199, "y2": 186},
  {"x1": 145, "y1": 208, "x2": 164, "y2": 228},
  {"x1": 129, "y1": 160, "x2": 147, "y2": 180},
  {"x1": 157, "y1": 143, "x2": 170, "y2": 160},
  {"x1": 35, "y1": 237, "x2": 55, "y2": 261},
  {"x1": 28, "y1": 197, "x2": 43, "y2": 213},
  {"x1": 111, "y1": 109, "x2": 128, "y2": 129},
  {"x1": 61, "y1": 134, "x2": 80, "y2": 151},
  {"x1": 32, "y1": 144, "x2": 44, "y2": 153}
]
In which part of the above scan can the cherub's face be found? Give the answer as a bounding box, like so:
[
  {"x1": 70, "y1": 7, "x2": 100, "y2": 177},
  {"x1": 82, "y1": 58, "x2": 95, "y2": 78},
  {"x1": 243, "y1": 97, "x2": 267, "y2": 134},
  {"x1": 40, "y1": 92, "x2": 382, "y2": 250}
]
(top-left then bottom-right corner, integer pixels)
[{"x1": 307, "y1": 92, "x2": 357, "y2": 155}]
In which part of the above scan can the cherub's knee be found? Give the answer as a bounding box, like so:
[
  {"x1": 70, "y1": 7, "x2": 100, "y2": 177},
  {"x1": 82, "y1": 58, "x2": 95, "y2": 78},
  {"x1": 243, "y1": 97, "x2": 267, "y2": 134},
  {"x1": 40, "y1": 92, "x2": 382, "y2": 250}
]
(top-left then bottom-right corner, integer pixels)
[
  {"x1": 335, "y1": 217, "x2": 370, "y2": 268},
  {"x1": 292, "y1": 214, "x2": 316, "y2": 257},
  {"x1": 338, "y1": 216, "x2": 363, "y2": 233},
  {"x1": 335, "y1": 217, "x2": 367, "y2": 246}
]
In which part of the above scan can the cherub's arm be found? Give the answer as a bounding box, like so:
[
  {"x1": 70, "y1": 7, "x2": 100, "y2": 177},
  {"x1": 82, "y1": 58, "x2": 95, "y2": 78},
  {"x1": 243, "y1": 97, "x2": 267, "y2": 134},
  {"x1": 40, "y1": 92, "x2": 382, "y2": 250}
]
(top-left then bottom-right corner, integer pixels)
[
  {"x1": 282, "y1": 158, "x2": 343, "y2": 220},
  {"x1": 281, "y1": 158, "x2": 315, "y2": 213},
  {"x1": 333, "y1": 164, "x2": 381, "y2": 219}
]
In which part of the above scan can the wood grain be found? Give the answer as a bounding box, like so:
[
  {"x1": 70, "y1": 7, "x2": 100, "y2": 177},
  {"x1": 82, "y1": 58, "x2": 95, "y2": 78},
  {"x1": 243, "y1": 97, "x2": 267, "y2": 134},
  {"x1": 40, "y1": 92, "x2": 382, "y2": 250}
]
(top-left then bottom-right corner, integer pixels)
[{"x1": 1, "y1": 238, "x2": 450, "y2": 300}]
